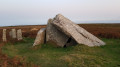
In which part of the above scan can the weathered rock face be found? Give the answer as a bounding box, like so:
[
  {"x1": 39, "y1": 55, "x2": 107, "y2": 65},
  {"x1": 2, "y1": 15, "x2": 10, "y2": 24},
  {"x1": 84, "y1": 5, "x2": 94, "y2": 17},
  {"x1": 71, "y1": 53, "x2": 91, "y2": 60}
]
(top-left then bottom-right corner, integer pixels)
[
  {"x1": 17, "y1": 29, "x2": 23, "y2": 41},
  {"x1": 11, "y1": 29, "x2": 17, "y2": 39},
  {"x1": 51, "y1": 14, "x2": 105, "y2": 47},
  {"x1": 2, "y1": 29, "x2": 7, "y2": 42},
  {"x1": 46, "y1": 19, "x2": 77, "y2": 47},
  {"x1": 33, "y1": 28, "x2": 46, "y2": 46}
]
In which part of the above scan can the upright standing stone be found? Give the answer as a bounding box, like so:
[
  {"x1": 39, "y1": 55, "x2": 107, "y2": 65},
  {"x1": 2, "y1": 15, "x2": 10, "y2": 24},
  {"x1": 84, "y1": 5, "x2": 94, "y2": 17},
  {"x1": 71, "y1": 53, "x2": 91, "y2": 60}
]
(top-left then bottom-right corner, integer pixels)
[
  {"x1": 11, "y1": 29, "x2": 16, "y2": 39},
  {"x1": 2, "y1": 29, "x2": 7, "y2": 42},
  {"x1": 51, "y1": 14, "x2": 105, "y2": 47},
  {"x1": 46, "y1": 19, "x2": 77, "y2": 47},
  {"x1": 33, "y1": 28, "x2": 46, "y2": 46},
  {"x1": 17, "y1": 29, "x2": 23, "y2": 41}
]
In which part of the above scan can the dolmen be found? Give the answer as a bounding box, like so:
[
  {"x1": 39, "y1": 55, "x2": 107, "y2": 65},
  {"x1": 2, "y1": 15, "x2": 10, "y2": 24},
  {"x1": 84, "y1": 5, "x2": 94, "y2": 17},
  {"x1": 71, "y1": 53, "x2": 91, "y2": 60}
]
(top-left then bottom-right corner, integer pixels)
[{"x1": 33, "y1": 14, "x2": 105, "y2": 47}]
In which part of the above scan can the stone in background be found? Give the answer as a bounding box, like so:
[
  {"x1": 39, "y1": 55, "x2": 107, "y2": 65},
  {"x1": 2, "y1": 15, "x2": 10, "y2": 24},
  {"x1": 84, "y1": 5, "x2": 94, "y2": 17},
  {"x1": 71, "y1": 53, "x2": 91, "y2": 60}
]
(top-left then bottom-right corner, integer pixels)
[
  {"x1": 11, "y1": 29, "x2": 17, "y2": 39},
  {"x1": 17, "y1": 29, "x2": 23, "y2": 41},
  {"x1": 2, "y1": 29, "x2": 7, "y2": 42}
]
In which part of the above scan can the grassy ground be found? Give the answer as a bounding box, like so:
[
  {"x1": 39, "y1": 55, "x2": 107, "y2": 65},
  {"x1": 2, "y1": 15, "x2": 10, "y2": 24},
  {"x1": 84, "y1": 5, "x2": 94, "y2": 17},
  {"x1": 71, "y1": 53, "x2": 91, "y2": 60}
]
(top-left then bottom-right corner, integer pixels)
[{"x1": 2, "y1": 38, "x2": 120, "y2": 67}]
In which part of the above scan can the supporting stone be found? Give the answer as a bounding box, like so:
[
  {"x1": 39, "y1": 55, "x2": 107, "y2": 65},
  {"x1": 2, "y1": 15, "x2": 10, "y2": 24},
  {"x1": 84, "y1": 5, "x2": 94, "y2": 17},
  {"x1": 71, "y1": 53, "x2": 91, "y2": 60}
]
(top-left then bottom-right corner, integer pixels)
[
  {"x1": 46, "y1": 19, "x2": 77, "y2": 47},
  {"x1": 33, "y1": 28, "x2": 46, "y2": 46}
]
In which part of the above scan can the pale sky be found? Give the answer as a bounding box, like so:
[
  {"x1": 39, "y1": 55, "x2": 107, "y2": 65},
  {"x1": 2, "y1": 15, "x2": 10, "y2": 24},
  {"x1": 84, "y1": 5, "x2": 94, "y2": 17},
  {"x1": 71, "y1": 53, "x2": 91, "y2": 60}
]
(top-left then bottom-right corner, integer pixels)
[{"x1": 0, "y1": 0, "x2": 120, "y2": 26}]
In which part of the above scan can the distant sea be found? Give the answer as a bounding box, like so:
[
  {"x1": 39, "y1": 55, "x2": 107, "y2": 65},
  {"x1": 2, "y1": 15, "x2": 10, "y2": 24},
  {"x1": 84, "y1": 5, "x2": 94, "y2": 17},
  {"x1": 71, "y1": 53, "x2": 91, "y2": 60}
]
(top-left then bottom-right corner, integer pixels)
[
  {"x1": 78, "y1": 20, "x2": 120, "y2": 24},
  {"x1": 0, "y1": 20, "x2": 120, "y2": 27}
]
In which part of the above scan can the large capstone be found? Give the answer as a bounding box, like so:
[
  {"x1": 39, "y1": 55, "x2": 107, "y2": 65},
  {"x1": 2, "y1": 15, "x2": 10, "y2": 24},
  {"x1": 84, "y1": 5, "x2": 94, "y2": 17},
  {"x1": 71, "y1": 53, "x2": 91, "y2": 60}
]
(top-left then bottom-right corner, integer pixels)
[
  {"x1": 51, "y1": 14, "x2": 105, "y2": 47},
  {"x1": 46, "y1": 19, "x2": 77, "y2": 47},
  {"x1": 33, "y1": 28, "x2": 46, "y2": 46}
]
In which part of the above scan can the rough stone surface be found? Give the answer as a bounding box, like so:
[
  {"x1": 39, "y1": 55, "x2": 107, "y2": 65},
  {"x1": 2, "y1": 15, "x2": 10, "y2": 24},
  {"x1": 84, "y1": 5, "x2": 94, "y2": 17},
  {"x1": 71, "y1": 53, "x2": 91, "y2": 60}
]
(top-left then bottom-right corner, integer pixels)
[
  {"x1": 11, "y1": 29, "x2": 17, "y2": 39},
  {"x1": 33, "y1": 28, "x2": 46, "y2": 46},
  {"x1": 2, "y1": 29, "x2": 7, "y2": 42},
  {"x1": 46, "y1": 19, "x2": 77, "y2": 47},
  {"x1": 51, "y1": 14, "x2": 105, "y2": 47},
  {"x1": 17, "y1": 29, "x2": 23, "y2": 41}
]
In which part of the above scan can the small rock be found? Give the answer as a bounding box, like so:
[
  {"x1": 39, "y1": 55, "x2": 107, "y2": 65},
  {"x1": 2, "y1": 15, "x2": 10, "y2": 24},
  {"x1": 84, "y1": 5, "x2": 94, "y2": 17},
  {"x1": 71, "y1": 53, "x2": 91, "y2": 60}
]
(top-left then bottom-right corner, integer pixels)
[{"x1": 31, "y1": 28, "x2": 38, "y2": 31}]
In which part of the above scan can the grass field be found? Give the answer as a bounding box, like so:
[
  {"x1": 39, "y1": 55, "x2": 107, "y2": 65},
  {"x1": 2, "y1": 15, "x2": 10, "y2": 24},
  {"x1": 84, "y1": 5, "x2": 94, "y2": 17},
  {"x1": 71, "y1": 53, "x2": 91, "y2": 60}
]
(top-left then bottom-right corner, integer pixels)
[
  {"x1": 1, "y1": 37, "x2": 120, "y2": 67},
  {"x1": 0, "y1": 24, "x2": 120, "y2": 67}
]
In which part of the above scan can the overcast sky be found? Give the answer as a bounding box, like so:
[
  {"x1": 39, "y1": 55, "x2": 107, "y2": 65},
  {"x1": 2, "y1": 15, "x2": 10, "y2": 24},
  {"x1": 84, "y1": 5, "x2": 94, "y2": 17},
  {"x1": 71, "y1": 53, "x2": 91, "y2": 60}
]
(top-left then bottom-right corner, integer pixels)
[{"x1": 0, "y1": 0, "x2": 120, "y2": 26}]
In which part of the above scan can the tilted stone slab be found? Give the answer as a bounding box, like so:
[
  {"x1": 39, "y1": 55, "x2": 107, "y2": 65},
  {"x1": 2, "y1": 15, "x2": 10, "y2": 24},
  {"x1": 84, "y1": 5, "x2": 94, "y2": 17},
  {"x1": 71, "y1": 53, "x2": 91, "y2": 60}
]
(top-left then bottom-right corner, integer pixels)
[
  {"x1": 46, "y1": 19, "x2": 77, "y2": 47},
  {"x1": 51, "y1": 14, "x2": 105, "y2": 47},
  {"x1": 33, "y1": 28, "x2": 46, "y2": 46}
]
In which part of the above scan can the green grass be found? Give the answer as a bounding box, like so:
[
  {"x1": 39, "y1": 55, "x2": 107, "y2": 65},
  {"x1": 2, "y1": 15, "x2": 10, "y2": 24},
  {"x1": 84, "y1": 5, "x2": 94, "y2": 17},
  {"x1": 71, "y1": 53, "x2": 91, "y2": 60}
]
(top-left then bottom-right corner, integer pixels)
[{"x1": 2, "y1": 38, "x2": 120, "y2": 67}]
